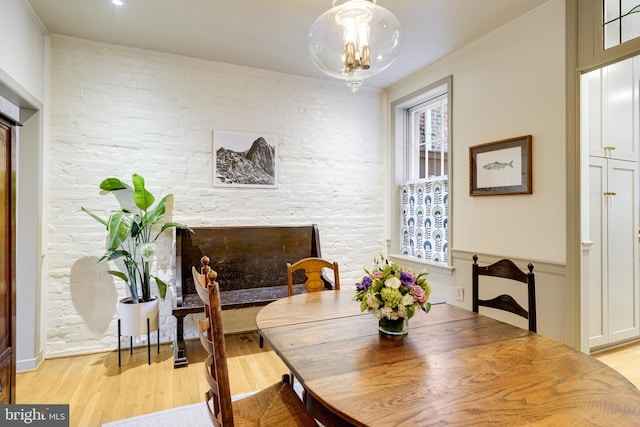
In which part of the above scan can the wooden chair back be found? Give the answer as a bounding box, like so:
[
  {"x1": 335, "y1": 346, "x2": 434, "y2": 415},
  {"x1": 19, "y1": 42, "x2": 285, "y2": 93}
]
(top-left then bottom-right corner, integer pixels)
[
  {"x1": 472, "y1": 254, "x2": 537, "y2": 332},
  {"x1": 286, "y1": 257, "x2": 340, "y2": 296},
  {"x1": 193, "y1": 259, "x2": 233, "y2": 427}
]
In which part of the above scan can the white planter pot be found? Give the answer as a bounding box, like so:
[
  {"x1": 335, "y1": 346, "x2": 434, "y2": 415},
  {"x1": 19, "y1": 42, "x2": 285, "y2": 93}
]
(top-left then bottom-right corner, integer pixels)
[{"x1": 118, "y1": 297, "x2": 160, "y2": 337}]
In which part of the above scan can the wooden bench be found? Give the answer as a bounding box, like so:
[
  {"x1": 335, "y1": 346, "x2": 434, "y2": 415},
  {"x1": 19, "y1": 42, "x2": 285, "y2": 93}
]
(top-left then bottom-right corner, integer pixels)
[{"x1": 172, "y1": 224, "x2": 331, "y2": 367}]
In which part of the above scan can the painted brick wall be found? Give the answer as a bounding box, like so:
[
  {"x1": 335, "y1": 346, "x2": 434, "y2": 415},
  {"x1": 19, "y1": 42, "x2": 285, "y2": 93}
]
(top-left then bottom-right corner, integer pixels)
[{"x1": 46, "y1": 35, "x2": 386, "y2": 357}]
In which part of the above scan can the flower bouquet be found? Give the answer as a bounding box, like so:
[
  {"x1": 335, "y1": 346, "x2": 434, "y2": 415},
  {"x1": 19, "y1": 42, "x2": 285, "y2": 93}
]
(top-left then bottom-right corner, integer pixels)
[{"x1": 354, "y1": 256, "x2": 432, "y2": 335}]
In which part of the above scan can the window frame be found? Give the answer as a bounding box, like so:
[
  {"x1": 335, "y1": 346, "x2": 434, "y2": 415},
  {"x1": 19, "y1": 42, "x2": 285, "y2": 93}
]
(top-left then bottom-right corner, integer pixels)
[
  {"x1": 577, "y1": 0, "x2": 640, "y2": 70},
  {"x1": 406, "y1": 93, "x2": 449, "y2": 181},
  {"x1": 390, "y1": 76, "x2": 453, "y2": 271},
  {"x1": 603, "y1": 0, "x2": 640, "y2": 50}
]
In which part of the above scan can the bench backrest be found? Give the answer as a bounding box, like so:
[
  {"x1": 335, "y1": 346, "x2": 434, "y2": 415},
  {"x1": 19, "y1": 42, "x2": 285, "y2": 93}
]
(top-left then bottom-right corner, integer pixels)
[{"x1": 176, "y1": 225, "x2": 322, "y2": 297}]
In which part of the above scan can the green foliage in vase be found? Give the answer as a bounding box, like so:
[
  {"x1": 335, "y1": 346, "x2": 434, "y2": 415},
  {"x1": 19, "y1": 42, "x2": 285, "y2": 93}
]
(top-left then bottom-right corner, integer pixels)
[{"x1": 82, "y1": 173, "x2": 193, "y2": 303}]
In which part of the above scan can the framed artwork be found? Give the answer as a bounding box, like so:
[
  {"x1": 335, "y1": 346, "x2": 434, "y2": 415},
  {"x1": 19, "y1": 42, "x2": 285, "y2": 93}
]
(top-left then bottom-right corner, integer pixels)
[
  {"x1": 213, "y1": 130, "x2": 278, "y2": 188},
  {"x1": 469, "y1": 135, "x2": 532, "y2": 196}
]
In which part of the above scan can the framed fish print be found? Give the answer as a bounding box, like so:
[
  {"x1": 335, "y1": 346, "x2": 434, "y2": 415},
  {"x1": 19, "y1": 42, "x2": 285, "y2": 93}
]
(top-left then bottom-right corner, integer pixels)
[{"x1": 469, "y1": 135, "x2": 532, "y2": 196}]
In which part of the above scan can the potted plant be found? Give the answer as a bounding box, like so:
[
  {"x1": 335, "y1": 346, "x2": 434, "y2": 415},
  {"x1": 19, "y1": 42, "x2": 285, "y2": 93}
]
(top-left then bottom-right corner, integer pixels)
[{"x1": 82, "y1": 173, "x2": 192, "y2": 335}]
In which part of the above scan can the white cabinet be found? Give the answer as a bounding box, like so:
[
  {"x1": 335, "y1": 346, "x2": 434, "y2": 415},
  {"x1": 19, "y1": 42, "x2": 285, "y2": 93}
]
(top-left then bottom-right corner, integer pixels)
[
  {"x1": 582, "y1": 57, "x2": 638, "y2": 161},
  {"x1": 583, "y1": 56, "x2": 640, "y2": 349},
  {"x1": 588, "y1": 156, "x2": 639, "y2": 348}
]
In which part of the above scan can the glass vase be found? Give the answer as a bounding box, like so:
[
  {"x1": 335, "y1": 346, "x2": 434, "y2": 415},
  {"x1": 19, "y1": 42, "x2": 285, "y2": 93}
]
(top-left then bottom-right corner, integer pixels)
[{"x1": 378, "y1": 317, "x2": 408, "y2": 336}]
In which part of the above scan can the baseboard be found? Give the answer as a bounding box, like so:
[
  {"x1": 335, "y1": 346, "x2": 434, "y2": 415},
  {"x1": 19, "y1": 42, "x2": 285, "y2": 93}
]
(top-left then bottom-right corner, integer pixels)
[
  {"x1": 221, "y1": 306, "x2": 262, "y2": 334},
  {"x1": 16, "y1": 352, "x2": 44, "y2": 373}
]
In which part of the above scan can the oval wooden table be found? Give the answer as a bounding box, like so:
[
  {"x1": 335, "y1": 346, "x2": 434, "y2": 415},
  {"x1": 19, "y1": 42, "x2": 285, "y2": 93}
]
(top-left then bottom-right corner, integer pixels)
[{"x1": 256, "y1": 290, "x2": 640, "y2": 426}]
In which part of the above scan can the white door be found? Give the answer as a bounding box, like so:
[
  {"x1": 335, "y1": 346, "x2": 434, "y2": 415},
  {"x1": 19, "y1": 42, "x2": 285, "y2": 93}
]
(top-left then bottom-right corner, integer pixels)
[
  {"x1": 607, "y1": 159, "x2": 639, "y2": 343},
  {"x1": 588, "y1": 157, "x2": 607, "y2": 348},
  {"x1": 588, "y1": 156, "x2": 639, "y2": 347}
]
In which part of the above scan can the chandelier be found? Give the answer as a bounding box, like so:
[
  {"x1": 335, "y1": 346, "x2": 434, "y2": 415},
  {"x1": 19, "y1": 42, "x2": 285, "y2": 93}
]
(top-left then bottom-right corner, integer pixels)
[{"x1": 308, "y1": 0, "x2": 401, "y2": 92}]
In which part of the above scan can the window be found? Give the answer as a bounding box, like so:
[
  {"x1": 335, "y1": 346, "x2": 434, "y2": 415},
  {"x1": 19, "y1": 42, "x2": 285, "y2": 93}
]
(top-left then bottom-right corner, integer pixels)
[
  {"x1": 406, "y1": 95, "x2": 449, "y2": 180},
  {"x1": 604, "y1": 0, "x2": 640, "y2": 49},
  {"x1": 393, "y1": 77, "x2": 451, "y2": 265}
]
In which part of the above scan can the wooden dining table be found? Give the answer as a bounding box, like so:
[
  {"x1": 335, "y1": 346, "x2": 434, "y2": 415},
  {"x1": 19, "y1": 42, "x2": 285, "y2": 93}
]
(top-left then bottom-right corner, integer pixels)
[{"x1": 256, "y1": 290, "x2": 640, "y2": 426}]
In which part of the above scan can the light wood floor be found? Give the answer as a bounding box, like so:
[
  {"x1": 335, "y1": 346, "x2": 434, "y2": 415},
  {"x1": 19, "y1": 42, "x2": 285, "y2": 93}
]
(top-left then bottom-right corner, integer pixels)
[
  {"x1": 16, "y1": 332, "x2": 287, "y2": 427},
  {"x1": 16, "y1": 333, "x2": 640, "y2": 427},
  {"x1": 592, "y1": 340, "x2": 640, "y2": 388}
]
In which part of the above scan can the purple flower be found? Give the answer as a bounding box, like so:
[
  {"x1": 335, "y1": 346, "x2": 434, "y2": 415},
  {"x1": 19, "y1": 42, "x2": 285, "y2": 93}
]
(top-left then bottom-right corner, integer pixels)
[
  {"x1": 400, "y1": 271, "x2": 415, "y2": 287},
  {"x1": 356, "y1": 276, "x2": 372, "y2": 291}
]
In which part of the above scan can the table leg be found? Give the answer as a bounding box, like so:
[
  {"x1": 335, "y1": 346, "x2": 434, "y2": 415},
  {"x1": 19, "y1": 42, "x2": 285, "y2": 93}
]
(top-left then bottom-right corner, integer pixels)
[{"x1": 173, "y1": 314, "x2": 189, "y2": 368}]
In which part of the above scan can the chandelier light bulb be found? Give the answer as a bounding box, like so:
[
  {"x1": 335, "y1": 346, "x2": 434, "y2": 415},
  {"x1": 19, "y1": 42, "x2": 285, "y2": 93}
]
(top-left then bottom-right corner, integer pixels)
[{"x1": 308, "y1": 0, "x2": 401, "y2": 92}]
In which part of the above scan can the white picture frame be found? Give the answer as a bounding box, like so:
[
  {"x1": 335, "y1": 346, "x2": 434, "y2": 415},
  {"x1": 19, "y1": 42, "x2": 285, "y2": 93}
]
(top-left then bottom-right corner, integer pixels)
[{"x1": 213, "y1": 130, "x2": 278, "y2": 188}]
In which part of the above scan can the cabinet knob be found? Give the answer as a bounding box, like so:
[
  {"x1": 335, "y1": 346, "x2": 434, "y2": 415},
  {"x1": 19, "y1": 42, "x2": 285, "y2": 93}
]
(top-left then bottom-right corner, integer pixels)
[
  {"x1": 603, "y1": 145, "x2": 617, "y2": 150},
  {"x1": 604, "y1": 191, "x2": 617, "y2": 196}
]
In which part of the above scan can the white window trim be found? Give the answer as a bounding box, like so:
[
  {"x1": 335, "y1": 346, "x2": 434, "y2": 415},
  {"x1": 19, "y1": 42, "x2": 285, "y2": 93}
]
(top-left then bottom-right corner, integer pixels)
[{"x1": 389, "y1": 76, "x2": 453, "y2": 265}]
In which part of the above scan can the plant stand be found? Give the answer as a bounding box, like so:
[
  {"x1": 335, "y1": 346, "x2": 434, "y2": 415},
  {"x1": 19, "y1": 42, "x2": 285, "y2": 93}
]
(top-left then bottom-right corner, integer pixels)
[
  {"x1": 118, "y1": 317, "x2": 160, "y2": 366},
  {"x1": 117, "y1": 298, "x2": 161, "y2": 366}
]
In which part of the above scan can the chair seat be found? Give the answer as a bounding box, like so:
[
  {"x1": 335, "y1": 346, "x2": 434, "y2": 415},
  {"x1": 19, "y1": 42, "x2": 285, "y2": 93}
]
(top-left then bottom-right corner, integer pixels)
[{"x1": 232, "y1": 381, "x2": 317, "y2": 427}]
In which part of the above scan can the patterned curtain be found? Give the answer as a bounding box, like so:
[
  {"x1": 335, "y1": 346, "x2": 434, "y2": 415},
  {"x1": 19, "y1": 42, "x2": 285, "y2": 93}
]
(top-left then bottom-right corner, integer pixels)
[{"x1": 400, "y1": 178, "x2": 449, "y2": 263}]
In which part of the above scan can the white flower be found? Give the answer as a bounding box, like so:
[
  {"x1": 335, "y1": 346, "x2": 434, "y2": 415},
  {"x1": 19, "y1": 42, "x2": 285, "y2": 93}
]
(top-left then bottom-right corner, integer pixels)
[
  {"x1": 396, "y1": 305, "x2": 407, "y2": 318},
  {"x1": 380, "y1": 306, "x2": 394, "y2": 319},
  {"x1": 366, "y1": 292, "x2": 381, "y2": 310},
  {"x1": 401, "y1": 293, "x2": 415, "y2": 307},
  {"x1": 385, "y1": 276, "x2": 401, "y2": 289}
]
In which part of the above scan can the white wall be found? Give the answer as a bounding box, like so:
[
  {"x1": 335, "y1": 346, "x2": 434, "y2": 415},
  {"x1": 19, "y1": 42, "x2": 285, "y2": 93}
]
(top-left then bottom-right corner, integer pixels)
[
  {"x1": 0, "y1": 0, "x2": 46, "y2": 102},
  {"x1": 13, "y1": 0, "x2": 572, "y2": 361},
  {"x1": 387, "y1": 0, "x2": 568, "y2": 343},
  {"x1": 46, "y1": 35, "x2": 387, "y2": 357},
  {"x1": 1, "y1": 1, "x2": 48, "y2": 371}
]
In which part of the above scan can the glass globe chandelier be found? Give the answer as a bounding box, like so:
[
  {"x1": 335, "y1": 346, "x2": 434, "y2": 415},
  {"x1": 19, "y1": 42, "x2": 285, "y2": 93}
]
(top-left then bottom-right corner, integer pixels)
[{"x1": 308, "y1": 0, "x2": 401, "y2": 92}]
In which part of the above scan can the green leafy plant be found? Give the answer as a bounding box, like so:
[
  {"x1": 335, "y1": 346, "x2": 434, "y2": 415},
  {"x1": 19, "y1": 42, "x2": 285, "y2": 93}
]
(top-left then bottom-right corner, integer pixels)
[{"x1": 82, "y1": 173, "x2": 192, "y2": 303}]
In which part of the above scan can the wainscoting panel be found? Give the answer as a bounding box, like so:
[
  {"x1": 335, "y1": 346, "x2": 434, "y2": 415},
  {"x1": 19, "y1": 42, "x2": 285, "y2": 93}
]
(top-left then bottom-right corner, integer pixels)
[{"x1": 451, "y1": 250, "x2": 567, "y2": 344}]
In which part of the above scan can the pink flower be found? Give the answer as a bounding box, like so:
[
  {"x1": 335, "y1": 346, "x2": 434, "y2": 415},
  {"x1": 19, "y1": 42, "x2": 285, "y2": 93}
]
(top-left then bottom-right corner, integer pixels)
[
  {"x1": 372, "y1": 271, "x2": 384, "y2": 280},
  {"x1": 410, "y1": 285, "x2": 426, "y2": 303}
]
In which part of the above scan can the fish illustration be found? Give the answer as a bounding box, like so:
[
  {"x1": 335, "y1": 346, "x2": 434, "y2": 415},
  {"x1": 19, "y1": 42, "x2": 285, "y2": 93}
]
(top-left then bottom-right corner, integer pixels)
[{"x1": 483, "y1": 160, "x2": 513, "y2": 170}]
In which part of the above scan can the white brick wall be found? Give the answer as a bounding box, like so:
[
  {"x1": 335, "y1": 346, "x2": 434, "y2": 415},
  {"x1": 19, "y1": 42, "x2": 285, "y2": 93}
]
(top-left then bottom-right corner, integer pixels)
[{"x1": 46, "y1": 35, "x2": 386, "y2": 356}]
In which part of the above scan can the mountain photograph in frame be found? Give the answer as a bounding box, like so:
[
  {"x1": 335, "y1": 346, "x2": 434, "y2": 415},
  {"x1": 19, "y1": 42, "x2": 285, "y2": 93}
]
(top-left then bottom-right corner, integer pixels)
[{"x1": 213, "y1": 130, "x2": 278, "y2": 188}]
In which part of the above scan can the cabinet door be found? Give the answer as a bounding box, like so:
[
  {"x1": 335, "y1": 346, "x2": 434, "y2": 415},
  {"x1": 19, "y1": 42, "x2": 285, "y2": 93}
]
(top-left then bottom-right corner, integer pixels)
[
  {"x1": 0, "y1": 121, "x2": 12, "y2": 404},
  {"x1": 607, "y1": 159, "x2": 640, "y2": 342},
  {"x1": 0, "y1": 122, "x2": 8, "y2": 353},
  {"x1": 0, "y1": 349, "x2": 10, "y2": 404},
  {"x1": 583, "y1": 67, "x2": 604, "y2": 157},
  {"x1": 583, "y1": 57, "x2": 638, "y2": 161},
  {"x1": 588, "y1": 157, "x2": 608, "y2": 347},
  {"x1": 588, "y1": 157, "x2": 639, "y2": 347},
  {"x1": 603, "y1": 58, "x2": 638, "y2": 161}
]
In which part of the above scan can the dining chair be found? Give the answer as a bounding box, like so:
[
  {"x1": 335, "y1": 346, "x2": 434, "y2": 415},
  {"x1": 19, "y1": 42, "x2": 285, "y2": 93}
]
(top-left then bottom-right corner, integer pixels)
[
  {"x1": 283, "y1": 257, "x2": 341, "y2": 391},
  {"x1": 192, "y1": 264, "x2": 317, "y2": 427},
  {"x1": 258, "y1": 256, "x2": 340, "y2": 349},
  {"x1": 472, "y1": 254, "x2": 537, "y2": 333},
  {"x1": 286, "y1": 257, "x2": 340, "y2": 296}
]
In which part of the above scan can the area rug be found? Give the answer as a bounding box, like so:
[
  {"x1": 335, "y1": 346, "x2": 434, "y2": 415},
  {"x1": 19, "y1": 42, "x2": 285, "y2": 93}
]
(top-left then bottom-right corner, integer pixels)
[
  {"x1": 102, "y1": 387, "x2": 303, "y2": 426},
  {"x1": 102, "y1": 390, "x2": 260, "y2": 427},
  {"x1": 102, "y1": 401, "x2": 211, "y2": 427}
]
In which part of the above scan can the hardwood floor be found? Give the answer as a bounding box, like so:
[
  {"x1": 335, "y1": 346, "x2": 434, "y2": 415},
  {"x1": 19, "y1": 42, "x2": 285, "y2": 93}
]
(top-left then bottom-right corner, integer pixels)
[
  {"x1": 16, "y1": 332, "x2": 287, "y2": 426},
  {"x1": 15, "y1": 332, "x2": 640, "y2": 426},
  {"x1": 592, "y1": 340, "x2": 640, "y2": 388}
]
